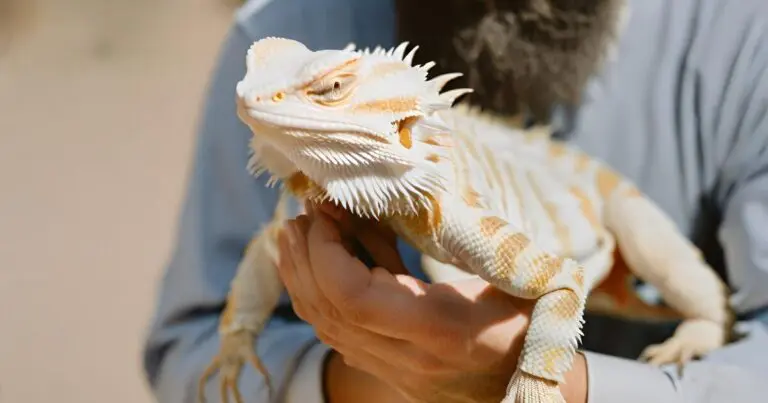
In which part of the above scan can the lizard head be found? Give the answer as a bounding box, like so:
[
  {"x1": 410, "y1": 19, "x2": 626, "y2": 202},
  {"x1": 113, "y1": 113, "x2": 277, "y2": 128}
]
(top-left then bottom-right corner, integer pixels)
[{"x1": 235, "y1": 37, "x2": 472, "y2": 217}]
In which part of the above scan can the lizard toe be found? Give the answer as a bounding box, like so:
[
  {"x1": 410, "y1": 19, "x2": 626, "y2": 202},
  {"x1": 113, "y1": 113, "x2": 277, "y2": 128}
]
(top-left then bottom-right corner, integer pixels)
[{"x1": 503, "y1": 370, "x2": 566, "y2": 403}]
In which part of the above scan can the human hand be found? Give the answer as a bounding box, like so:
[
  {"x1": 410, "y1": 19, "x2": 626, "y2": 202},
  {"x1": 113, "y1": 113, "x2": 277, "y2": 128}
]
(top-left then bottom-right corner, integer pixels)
[{"x1": 276, "y1": 202, "x2": 587, "y2": 403}]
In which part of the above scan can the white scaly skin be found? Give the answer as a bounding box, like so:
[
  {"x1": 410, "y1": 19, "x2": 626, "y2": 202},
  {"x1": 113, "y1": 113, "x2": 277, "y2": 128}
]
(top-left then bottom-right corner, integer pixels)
[
  {"x1": 197, "y1": 37, "x2": 734, "y2": 403},
  {"x1": 420, "y1": 107, "x2": 734, "y2": 365}
]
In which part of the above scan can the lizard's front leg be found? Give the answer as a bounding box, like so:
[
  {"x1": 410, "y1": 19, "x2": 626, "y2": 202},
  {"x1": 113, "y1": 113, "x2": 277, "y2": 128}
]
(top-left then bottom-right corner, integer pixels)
[
  {"x1": 438, "y1": 200, "x2": 587, "y2": 403},
  {"x1": 198, "y1": 210, "x2": 287, "y2": 403},
  {"x1": 420, "y1": 254, "x2": 478, "y2": 283}
]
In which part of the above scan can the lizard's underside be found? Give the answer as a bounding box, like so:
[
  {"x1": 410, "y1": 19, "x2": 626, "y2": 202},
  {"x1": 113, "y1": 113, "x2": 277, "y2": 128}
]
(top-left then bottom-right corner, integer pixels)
[{"x1": 197, "y1": 37, "x2": 735, "y2": 403}]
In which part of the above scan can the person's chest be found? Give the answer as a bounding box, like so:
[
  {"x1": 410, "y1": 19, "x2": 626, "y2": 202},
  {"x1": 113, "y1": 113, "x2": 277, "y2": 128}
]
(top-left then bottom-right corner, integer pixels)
[{"x1": 551, "y1": 0, "x2": 727, "y2": 246}]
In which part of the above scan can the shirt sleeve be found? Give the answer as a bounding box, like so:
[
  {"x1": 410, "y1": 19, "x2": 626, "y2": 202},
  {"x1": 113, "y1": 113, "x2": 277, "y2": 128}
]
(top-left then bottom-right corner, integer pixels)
[
  {"x1": 584, "y1": 322, "x2": 768, "y2": 403},
  {"x1": 141, "y1": 1, "x2": 396, "y2": 402},
  {"x1": 140, "y1": 21, "x2": 320, "y2": 402}
]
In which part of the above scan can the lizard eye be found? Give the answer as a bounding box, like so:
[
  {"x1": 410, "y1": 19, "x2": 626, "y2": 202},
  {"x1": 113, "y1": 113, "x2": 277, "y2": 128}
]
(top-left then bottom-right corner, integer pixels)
[{"x1": 307, "y1": 73, "x2": 356, "y2": 106}]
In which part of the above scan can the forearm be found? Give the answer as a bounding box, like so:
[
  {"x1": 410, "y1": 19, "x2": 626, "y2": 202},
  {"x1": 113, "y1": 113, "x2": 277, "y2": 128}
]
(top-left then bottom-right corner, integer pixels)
[{"x1": 322, "y1": 348, "x2": 587, "y2": 403}]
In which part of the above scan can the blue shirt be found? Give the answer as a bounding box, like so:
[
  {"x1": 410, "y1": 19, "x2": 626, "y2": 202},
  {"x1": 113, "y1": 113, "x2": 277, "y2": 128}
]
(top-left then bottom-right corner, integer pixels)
[{"x1": 143, "y1": 0, "x2": 768, "y2": 402}]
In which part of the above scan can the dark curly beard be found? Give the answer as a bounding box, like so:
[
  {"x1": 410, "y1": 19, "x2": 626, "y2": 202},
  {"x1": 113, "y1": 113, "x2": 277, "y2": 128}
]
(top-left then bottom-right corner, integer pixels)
[{"x1": 395, "y1": 0, "x2": 626, "y2": 122}]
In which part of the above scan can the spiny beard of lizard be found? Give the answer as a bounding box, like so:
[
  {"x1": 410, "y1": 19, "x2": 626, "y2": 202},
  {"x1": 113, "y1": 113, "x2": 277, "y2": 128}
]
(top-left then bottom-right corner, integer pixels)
[
  {"x1": 235, "y1": 37, "x2": 473, "y2": 219},
  {"x1": 396, "y1": 0, "x2": 628, "y2": 122}
]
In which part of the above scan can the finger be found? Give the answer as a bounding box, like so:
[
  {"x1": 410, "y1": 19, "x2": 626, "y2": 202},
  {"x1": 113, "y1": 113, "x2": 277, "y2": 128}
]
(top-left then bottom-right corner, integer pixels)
[
  {"x1": 335, "y1": 346, "x2": 404, "y2": 383},
  {"x1": 354, "y1": 227, "x2": 409, "y2": 275},
  {"x1": 304, "y1": 211, "x2": 421, "y2": 335},
  {"x1": 351, "y1": 214, "x2": 399, "y2": 244},
  {"x1": 276, "y1": 227, "x2": 297, "y2": 290},
  {"x1": 350, "y1": 327, "x2": 448, "y2": 376},
  {"x1": 314, "y1": 200, "x2": 346, "y2": 222},
  {"x1": 305, "y1": 209, "x2": 373, "y2": 305},
  {"x1": 305, "y1": 213, "x2": 445, "y2": 339},
  {"x1": 312, "y1": 200, "x2": 400, "y2": 262},
  {"x1": 329, "y1": 215, "x2": 375, "y2": 263},
  {"x1": 305, "y1": 210, "x2": 480, "y2": 352},
  {"x1": 306, "y1": 200, "x2": 346, "y2": 222},
  {"x1": 340, "y1": 214, "x2": 406, "y2": 274},
  {"x1": 286, "y1": 218, "x2": 315, "y2": 294},
  {"x1": 291, "y1": 215, "x2": 342, "y2": 320},
  {"x1": 277, "y1": 225, "x2": 311, "y2": 320},
  {"x1": 312, "y1": 199, "x2": 399, "y2": 247},
  {"x1": 367, "y1": 269, "x2": 501, "y2": 356},
  {"x1": 325, "y1": 327, "x2": 446, "y2": 380}
]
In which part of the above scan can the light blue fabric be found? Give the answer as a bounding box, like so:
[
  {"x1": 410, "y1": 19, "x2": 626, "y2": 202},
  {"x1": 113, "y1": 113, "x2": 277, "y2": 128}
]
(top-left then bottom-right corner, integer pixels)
[
  {"x1": 142, "y1": 0, "x2": 768, "y2": 401},
  {"x1": 553, "y1": 0, "x2": 768, "y2": 316},
  {"x1": 140, "y1": 1, "x2": 398, "y2": 401}
]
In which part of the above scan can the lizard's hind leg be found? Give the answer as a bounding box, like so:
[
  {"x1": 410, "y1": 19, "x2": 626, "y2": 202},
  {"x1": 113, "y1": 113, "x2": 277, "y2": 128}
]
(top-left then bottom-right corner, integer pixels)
[
  {"x1": 441, "y1": 208, "x2": 587, "y2": 403},
  {"x1": 603, "y1": 190, "x2": 733, "y2": 369}
]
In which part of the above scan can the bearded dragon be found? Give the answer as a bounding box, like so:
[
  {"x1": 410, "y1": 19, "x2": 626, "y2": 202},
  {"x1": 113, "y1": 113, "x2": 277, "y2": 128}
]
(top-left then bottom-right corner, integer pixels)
[{"x1": 197, "y1": 37, "x2": 734, "y2": 403}]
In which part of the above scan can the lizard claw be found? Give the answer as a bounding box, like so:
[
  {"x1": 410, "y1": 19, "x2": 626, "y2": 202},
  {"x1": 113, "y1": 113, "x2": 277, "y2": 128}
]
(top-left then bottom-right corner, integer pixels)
[
  {"x1": 639, "y1": 319, "x2": 726, "y2": 374},
  {"x1": 198, "y1": 329, "x2": 272, "y2": 403}
]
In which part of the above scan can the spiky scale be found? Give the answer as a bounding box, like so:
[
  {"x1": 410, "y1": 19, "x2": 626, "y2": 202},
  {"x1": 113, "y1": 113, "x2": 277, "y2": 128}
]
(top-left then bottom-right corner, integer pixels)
[
  {"x1": 419, "y1": 61, "x2": 436, "y2": 72},
  {"x1": 404, "y1": 45, "x2": 419, "y2": 65},
  {"x1": 440, "y1": 88, "x2": 474, "y2": 105},
  {"x1": 428, "y1": 72, "x2": 463, "y2": 91},
  {"x1": 393, "y1": 41, "x2": 410, "y2": 59}
]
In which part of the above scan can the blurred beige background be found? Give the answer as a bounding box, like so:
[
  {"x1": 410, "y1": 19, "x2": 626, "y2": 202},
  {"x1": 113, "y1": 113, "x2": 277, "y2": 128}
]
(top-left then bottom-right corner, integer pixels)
[{"x1": 0, "y1": 1, "x2": 236, "y2": 402}]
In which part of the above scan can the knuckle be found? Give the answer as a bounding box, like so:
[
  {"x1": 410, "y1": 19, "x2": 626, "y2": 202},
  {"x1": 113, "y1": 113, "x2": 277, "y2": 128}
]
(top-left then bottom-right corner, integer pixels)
[
  {"x1": 315, "y1": 329, "x2": 337, "y2": 346},
  {"x1": 291, "y1": 302, "x2": 310, "y2": 322},
  {"x1": 399, "y1": 377, "x2": 427, "y2": 398},
  {"x1": 338, "y1": 302, "x2": 366, "y2": 324},
  {"x1": 334, "y1": 290, "x2": 372, "y2": 324},
  {"x1": 317, "y1": 299, "x2": 343, "y2": 322},
  {"x1": 342, "y1": 355, "x2": 364, "y2": 371},
  {"x1": 322, "y1": 322, "x2": 342, "y2": 340},
  {"x1": 411, "y1": 356, "x2": 443, "y2": 374},
  {"x1": 423, "y1": 320, "x2": 463, "y2": 352}
]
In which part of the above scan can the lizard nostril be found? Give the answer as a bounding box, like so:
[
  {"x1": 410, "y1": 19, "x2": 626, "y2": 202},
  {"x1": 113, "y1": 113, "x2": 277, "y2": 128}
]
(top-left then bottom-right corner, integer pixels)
[{"x1": 272, "y1": 92, "x2": 285, "y2": 102}]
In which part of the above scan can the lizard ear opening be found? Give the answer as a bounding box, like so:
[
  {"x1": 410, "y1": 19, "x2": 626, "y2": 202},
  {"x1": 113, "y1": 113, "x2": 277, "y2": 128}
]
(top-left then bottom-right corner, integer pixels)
[{"x1": 397, "y1": 116, "x2": 422, "y2": 149}]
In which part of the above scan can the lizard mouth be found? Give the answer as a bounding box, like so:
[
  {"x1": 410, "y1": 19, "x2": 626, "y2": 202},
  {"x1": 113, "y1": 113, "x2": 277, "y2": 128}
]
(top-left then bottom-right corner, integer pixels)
[{"x1": 245, "y1": 107, "x2": 387, "y2": 139}]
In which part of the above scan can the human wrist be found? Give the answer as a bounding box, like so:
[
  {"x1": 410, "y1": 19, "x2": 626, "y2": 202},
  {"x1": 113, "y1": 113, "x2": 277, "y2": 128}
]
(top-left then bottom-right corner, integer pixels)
[
  {"x1": 283, "y1": 341, "x2": 333, "y2": 403},
  {"x1": 323, "y1": 350, "x2": 405, "y2": 403},
  {"x1": 320, "y1": 349, "x2": 339, "y2": 402},
  {"x1": 560, "y1": 351, "x2": 588, "y2": 403},
  {"x1": 322, "y1": 350, "x2": 350, "y2": 403}
]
